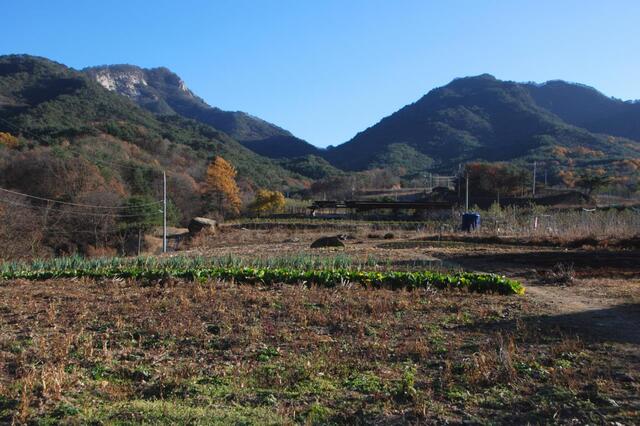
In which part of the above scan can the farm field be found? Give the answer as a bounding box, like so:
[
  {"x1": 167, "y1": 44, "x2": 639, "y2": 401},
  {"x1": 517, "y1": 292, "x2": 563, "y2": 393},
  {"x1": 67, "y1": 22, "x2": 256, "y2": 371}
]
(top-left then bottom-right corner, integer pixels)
[{"x1": 1, "y1": 224, "x2": 639, "y2": 424}]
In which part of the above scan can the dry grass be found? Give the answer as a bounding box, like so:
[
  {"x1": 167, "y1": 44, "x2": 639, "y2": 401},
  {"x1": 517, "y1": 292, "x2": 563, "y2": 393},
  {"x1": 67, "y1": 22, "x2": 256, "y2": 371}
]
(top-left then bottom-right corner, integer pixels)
[
  {"x1": 224, "y1": 207, "x2": 640, "y2": 246},
  {"x1": 0, "y1": 278, "x2": 638, "y2": 424},
  {"x1": 1, "y1": 217, "x2": 638, "y2": 424}
]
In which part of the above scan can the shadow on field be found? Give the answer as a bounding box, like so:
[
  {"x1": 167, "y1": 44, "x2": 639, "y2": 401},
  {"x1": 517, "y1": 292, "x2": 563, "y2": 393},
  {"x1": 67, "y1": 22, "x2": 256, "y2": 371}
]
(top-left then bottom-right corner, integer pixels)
[
  {"x1": 469, "y1": 303, "x2": 640, "y2": 345},
  {"x1": 446, "y1": 250, "x2": 640, "y2": 277}
]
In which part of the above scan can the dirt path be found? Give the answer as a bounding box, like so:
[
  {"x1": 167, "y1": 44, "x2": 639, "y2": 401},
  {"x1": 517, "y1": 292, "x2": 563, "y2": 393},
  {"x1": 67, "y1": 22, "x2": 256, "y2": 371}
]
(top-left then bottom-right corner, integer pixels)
[
  {"x1": 525, "y1": 283, "x2": 640, "y2": 345},
  {"x1": 433, "y1": 243, "x2": 640, "y2": 345}
]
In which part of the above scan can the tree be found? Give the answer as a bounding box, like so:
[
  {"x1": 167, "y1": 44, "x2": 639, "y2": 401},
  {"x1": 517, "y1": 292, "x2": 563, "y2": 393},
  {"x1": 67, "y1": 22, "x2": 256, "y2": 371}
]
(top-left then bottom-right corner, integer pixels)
[
  {"x1": 576, "y1": 172, "x2": 611, "y2": 196},
  {"x1": 249, "y1": 189, "x2": 286, "y2": 215},
  {"x1": 119, "y1": 196, "x2": 163, "y2": 233},
  {"x1": 2, "y1": 148, "x2": 107, "y2": 200},
  {"x1": 203, "y1": 156, "x2": 242, "y2": 216},
  {"x1": 53, "y1": 191, "x2": 123, "y2": 254},
  {"x1": 0, "y1": 132, "x2": 20, "y2": 149},
  {"x1": 0, "y1": 196, "x2": 48, "y2": 260},
  {"x1": 462, "y1": 162, "x2": 529, "y2": 197},
  {"x1": 117, "y1": 195, "x2": 178, "y2": 255}
]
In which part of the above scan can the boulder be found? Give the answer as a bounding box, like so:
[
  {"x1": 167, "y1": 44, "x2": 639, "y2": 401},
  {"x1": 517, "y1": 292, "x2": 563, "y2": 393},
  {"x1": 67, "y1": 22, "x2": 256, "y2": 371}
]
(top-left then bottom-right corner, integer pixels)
[
  {"x1": 310, "y1": 236, "x2": 345, "y2": 248},
  {"x1": 188, "y1": 217, "x2": 218, "y2": 234},
  {"x1": 153, "y1": 226, "x2": 190, "y2": 239}
]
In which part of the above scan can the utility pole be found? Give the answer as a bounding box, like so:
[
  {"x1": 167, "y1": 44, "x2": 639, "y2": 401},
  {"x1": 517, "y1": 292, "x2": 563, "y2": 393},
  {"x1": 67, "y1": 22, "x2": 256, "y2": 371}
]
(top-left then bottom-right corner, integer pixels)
[
  {"x1": 532, "y1": 161, "x2": 537, "y2": 198},
  {"x1": 457, "y1": 163, "x2": 463, "y2": 199},
  {"x1": 162, "y1": 170, "x2": 167, "y2": 253},
  {"x1": 465, "y1": 171, "x2": 469, "y2": 211}
]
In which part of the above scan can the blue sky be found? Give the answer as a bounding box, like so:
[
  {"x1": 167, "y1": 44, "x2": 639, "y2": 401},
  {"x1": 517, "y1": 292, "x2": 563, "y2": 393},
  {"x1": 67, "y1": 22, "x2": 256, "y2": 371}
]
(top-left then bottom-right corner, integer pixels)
[{"x1": 3, "y1": 0, "x2": 639, "y2": 147}]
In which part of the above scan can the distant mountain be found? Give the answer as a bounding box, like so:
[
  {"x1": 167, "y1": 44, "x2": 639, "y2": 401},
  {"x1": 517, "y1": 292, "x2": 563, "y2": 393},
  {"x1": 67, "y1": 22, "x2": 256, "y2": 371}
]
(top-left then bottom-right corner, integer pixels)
[
  {"x1": 525, "y1": 80, "x2": 640, "y2": 142},
  {"x1": 324, "y1": 74, "x2": 640, "y2": 172},
  {"x1": 84, "y1": 65, "x2": 320, "y2": 159}
]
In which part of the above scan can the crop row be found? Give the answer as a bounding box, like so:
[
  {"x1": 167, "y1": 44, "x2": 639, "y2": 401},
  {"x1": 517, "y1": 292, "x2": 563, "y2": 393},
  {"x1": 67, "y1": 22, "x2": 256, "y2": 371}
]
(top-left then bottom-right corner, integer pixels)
[
  {"x1": 0, "y1": 261, "x2": 525, "y2": 295},
  {"x1": 0, "y1": 254, "x2": 381, "y2": 274}
]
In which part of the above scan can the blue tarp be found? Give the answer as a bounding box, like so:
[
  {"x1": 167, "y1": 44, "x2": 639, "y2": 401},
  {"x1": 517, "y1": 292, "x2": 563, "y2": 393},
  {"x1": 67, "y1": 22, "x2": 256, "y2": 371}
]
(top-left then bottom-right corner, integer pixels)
[{"x1": 461, "y1": 212, "x2": 481, "y2": 232}]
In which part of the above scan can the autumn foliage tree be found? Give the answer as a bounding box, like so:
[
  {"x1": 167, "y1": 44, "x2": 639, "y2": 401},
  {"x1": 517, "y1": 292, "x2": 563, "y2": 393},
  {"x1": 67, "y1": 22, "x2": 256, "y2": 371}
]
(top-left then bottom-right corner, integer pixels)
[
  {"x1": 463, "y1": 162, "x2": 529, "y2": 197},
  {"x1": 203, "y1": 156, "x2": 242, "y2": 217},
  {"x1": 0, "y1": 132, "x2": 21, "y2": 149},
  {"x1": 249, "y1": 189, "x2": 286, "y2": 215}
]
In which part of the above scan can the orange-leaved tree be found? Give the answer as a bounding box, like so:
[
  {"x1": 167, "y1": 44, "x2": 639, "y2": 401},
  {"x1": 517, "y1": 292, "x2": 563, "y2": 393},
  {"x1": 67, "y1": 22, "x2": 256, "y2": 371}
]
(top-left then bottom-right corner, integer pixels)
[
  {"x1": 203, "y1": 156, "x2": 242, "y2": 217},
  {"x1": 249, "y1": 189, "x2": 285, "y2": 215},
  {"x1": 0, "y1": 132, "x2": 20, "y2": 149}
]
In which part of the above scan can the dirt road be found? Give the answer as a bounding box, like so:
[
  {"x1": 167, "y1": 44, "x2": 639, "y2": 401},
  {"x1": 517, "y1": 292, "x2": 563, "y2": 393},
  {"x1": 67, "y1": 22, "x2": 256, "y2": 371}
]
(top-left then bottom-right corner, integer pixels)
[{"x1": 526, "y1": 283, "x2": 640, "y2": 345}]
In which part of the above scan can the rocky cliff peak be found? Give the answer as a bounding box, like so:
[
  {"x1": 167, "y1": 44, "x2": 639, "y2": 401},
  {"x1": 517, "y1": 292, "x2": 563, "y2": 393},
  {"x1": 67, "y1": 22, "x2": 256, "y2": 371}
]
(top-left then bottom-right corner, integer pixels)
[
  {"x1": 85, "y1": 65, "x2": 148, "y2": 99},
  {"x1": 84, "y1": 64, "x2": 195, "y2": 102}
]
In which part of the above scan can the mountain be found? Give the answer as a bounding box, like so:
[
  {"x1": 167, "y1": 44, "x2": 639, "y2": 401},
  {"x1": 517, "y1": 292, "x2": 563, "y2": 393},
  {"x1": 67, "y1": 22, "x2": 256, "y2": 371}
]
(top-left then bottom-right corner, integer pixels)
[
  {"x1": 525, "y1": 80, "x2": 640, "y2": 142},
  {"x1": 0, "y1": 55, "x2": 304, "y2": 205},
  {"x1": 84, "y1": 65, "x2": 320, "y2": 159},
  {"x1": 324, "y1": 74, "x2": 640, "y2": 172}
]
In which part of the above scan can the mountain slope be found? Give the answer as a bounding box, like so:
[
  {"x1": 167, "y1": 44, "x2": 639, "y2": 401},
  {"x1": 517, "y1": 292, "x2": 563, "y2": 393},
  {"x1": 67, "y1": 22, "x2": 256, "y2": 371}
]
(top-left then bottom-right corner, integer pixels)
[
  {"x1": 525, "y1": 80, "x2": 640, "y2": 142},
  {"x1": 325, "y1": 74, "x2": 640, "y2": 172},
  {"x1": 84, "y1": 65, "x2": 320, "y2": 158},
  {"x1": 0, "y1": 55, "x2": 302, "y2": 192}
]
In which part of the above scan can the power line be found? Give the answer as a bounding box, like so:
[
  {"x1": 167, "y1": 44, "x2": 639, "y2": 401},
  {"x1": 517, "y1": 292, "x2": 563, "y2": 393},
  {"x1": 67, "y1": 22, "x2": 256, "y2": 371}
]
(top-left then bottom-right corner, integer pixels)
[
  {"x1": 0, "y1": 117, "x2": 172, "y2": 232},
  {"x1": 0, "y1": 197, "x2": 159, "y2": 218},
  {"x1": 0, "y1": 187, "x2": 161, "y2": 209},
  {"x1": 0, "y1": 117, "x2": 166, "y2": 215}
]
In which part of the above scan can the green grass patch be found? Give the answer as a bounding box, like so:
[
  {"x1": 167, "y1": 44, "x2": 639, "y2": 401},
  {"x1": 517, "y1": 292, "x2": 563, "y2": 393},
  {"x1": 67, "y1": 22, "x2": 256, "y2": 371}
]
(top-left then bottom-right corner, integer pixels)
[
  {"x1": 84, "y1": 399, "x2": 284, "y2": 425},
  {"x1": 0, "y1": 255, "x2": 524, "y2": 295}
]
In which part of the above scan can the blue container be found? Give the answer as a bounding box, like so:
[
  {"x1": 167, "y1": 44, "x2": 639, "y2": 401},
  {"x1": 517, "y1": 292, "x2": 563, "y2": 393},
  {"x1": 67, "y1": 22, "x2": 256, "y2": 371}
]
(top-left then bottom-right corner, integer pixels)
[{"x1": 461, "y1": 212, "x2": 481, "y2": 232}]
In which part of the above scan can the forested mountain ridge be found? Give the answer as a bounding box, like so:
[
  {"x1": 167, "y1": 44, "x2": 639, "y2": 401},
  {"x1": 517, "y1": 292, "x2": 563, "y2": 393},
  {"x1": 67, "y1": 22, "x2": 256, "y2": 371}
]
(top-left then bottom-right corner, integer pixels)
[
  {"x1": 0, "y1": 54, "x2": 320, "y2": 257},
  {"x1": 0, "y1": 54, "x2": 305, "y2": 204},
  {"x1": 525, "y1": 80, "x2": 640, "y2": 142},
  {"x1": 84, "y1": 64, "x2": 321, "y2": 159},
  {"x1": 323, "y1": 74, "x2": 640, "y2": 172},
  {"x1": 2, "y1": 54, "x2": 639, "y2": 183}
]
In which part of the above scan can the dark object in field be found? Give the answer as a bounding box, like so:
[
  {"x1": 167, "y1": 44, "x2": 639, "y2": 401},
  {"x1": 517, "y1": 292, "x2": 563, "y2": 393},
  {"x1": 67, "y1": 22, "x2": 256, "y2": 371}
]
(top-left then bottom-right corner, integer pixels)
[
  {"x1": 383, "y1": 232, "x2": 395, "y2": 239},
  {"x1": 188, "y1": 217, "x2": 217, "y2": 234},
  {"x1": 311, "y1": 236, "x2": 345, "y2": 248},
  {"x1": 543, "y1": 263, "x2": 575, "y2": 285},
  {"x1": 206, "y1": 324, "x2": 221, "y2": 335},
  {"x1": 367, "y1": 233, "x2": 381, "y2": 239},
  {"x1": 461, "y1": 212, "x2": 481, "y2": 232}
]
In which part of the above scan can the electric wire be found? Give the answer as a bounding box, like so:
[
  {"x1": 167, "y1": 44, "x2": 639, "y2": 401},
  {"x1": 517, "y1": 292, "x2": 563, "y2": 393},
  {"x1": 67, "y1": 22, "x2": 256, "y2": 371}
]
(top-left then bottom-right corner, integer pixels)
[
  {"x1": 0, "y1": 196, "x2": 160, "y2": 218},
  {"x1": 0, "y1": 187, "x2": 161, "y2": 209},
  {"x1": 0, "y1": 116, "x2": 166, "y2": 214}
]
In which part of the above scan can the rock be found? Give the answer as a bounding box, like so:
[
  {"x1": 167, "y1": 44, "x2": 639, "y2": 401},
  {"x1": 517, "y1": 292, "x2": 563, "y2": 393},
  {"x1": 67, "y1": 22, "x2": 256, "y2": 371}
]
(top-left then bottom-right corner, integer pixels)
[
  {"x1": 153, "y1": 226, "x2": 190, "y2": 239},
  {"x1": 188, "y1": 217, "x2": 217, "y2": 234},
  {"x1": 310, "y1": 236, "x2": 345, "y2": 248},
  {"x1": 206, "y1": 324, "x2": 221, "y2": 335},
  {"x1": 604, "y1": 397, "x2": 619, "y2": 407}
]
